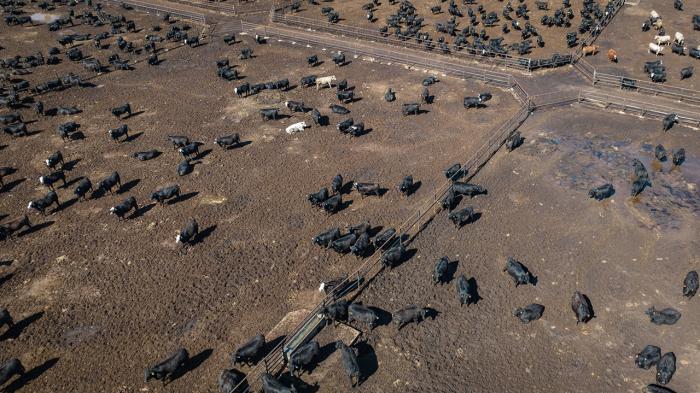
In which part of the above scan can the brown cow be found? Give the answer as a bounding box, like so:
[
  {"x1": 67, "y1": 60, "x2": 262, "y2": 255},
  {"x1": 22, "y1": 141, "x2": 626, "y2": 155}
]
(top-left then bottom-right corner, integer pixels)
[
  {"x1": 582, "y1": 44, "x2": 599, "y2": 56},
  {"x1": 608, "y1": 48, "x2": 618, "y2": 62}
]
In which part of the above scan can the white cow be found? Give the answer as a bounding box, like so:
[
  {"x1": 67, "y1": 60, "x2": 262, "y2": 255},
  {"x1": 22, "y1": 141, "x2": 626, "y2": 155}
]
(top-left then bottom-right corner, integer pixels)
[
  {"x1": 674, "y1": 32, "x2": 684, "y2": 45},
  {"x1": 650, "y1": 10, "x2": 660, "y2": 20},
  {"x1": 654, "y1": 35, "x2": 671, "y2": 45},
  {"x1": 285, "y1": 121, "x2": 307, "y2": 134},
  {"x1": 648, "y1": 42, "x2": 664, "y2": 55},
  {"x1": 315, "y1": 75, "x2": 336, "y2": 90}
]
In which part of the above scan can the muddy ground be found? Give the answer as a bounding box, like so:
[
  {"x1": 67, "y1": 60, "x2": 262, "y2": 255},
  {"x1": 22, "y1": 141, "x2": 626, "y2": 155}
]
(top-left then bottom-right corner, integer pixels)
[
  {"x1": 301, "y1": 106, "x2": 699, "y2": 392},
  {"x1": 586, "y1": 0, "x2": 700, "y2": 90},
  {"x1": 292, "y1": 0, "x2": 609, "y2": 60},
  {"x1": 0, "y1": 2, "x2": 520, "y2": 392}
]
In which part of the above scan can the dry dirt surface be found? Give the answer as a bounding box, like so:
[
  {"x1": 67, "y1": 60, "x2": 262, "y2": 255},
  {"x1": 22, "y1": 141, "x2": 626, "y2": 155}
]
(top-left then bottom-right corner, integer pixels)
[
  {"x1": 291, "y1": 0, "x2": 610, "y2": 60},
  {"x1": 586, "y1": 0, "x2": 700, "y2": 90},
  {"x1": 0, "y1": 2, "x2": 521, "y2": 392},
  {"x1": 305, "y1": 106, "x2": 699, "y2": 392}
]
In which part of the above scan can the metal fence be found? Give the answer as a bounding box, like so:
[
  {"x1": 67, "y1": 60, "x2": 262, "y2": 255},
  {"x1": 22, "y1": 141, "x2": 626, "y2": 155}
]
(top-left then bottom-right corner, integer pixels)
[
  {"x1": 573, "y1": 57, "x2": 700, "y2": 106},
  {"x1": 243, "y1": 22, "x2": 518, "y2": 89},
  {"x1": 579, "y1": 89, "x2": 700, "y2": 127},
  {"x1": 165, "y1": 0, "x2": 271, "y2": 15},
  {"x1": 103, "y1": 0, "x2": 208, "y2": 25}
]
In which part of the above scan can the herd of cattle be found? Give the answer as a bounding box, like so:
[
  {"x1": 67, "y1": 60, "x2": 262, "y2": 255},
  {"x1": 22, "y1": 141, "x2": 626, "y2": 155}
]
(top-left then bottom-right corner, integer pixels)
[
  {"x1": 636, "y1": 8, "x2": 700, "y2": 83},
  {"x1": 300, "y1": 0, "x2": 618, "y2": 67}
]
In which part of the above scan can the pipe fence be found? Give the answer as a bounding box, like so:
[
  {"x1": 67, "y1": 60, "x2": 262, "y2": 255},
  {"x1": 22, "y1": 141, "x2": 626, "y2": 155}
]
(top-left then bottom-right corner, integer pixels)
[{"x1": 103, "y1": 0, "x2": 208, "y2": 25}]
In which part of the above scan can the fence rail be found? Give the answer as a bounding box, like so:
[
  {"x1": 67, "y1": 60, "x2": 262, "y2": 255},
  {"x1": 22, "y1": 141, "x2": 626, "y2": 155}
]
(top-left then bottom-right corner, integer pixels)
[
  {"x1": 103, "y1": 0, "x2": 208, "y2": 25},
  {"x1": 243, "y1": 22, "x2": 518, "y2": 89}
]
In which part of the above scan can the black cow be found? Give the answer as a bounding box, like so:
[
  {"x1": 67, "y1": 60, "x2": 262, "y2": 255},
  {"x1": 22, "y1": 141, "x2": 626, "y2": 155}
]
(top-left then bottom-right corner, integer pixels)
[
  {"x1": 39, "y1": 171, "x2": 67, "y2": 190},
  {"x1": 423, "y1": 75, "x2": 439, "y2": 86},
  {"x1": 680, "y1": 66, "x2": 693, "y2": 79},
  {"x1": 0, "y1": 215, "x2": 31, "y2": 240},
  {"x1": 373, "y1": 228, "x2": 396, "y2": 250},
  {"x1": 150, "y1": 185, "x2": 180, "y2": 205},
  {"x1": 394, "y1": 305, "x2": 428, "y2": 330},
  {"x1": 133, "y1": 150, "x2": 160, "y2": 161},
  {"x1": 348, "y1": 303, "x2": 379, "y2": 330},
  {"x1": 448, "y1": 207, "x2": 475, "y2": 227},
  {"x1": 337, "y1": 118, "x2": 353, "y2": 133},
  {"x1": 444, "y1": 163, "x2": 464, "y2": 180},
  {"x1": 111, "y1": 102, "x2": 131, "y2": 119},
  {"x1": 456, "y1": 274, "x2": 477, "y2": 306},
  {"x1": 168, "y1": 135, "x2": 190, "y2": 149},
  {"x1": 398, "y1": 175, "x2": 414, "y2": 196},
  {"x1": 512, "y1": 304, "x2": 544, "y2": 323},
  {"x1": 684, "y1": 270, "x2": 698, "y2": 298},
  {"x1": 260, "y1": 108, "x2": 279, "y2": 121},
  {"x1": 381, "y1": 243, "x2": 405, "y2": 268},
  {"x1": 219, "y1": 369, "x2": 244, "y2": 393},
  {"x1": 215, "y1": 134, "x2": 241, "y2": 149},
  {"x1": 57, "y1": 122, "x2": 80, "y2": 140},
  {"x1": 321, "y1": 194, "x2": 342, "y2": 214},
  {"x1": 110, "y1": 196, "x2": 138, "y2": 219},
  {"x1": 109, "y1": 125, "x2": 129, "y2": 142},
  {"x1": 330, "y1": 233, "x2": 357, "y2": 254},
  {"x1": 57, "y1": 106, "x2": 81, "y2": 115},
  {"x1": 452, "y1": 182, "x2": 486, "y2": 197},
  {"x1": 332, "y1": 52, "x2": 346, "y2": 66},
  {"x1": 571, "y1": 291, "x2": 594, "y2": 324},
  {"x1": 588, "y1": 183, "x2": 614, "y2": 200},
  {"x1": 98, "y1": 172, "x2": 122, "y2": 194},
  {"x1": 354, "y1": 182, "x2": 380, "y2": 197},
  {"x1": 74, "y1": 178, "x2": 93, "y2": 200},
  {"x1": 223, "y1": 34, "x2": 236, "y2": 45},
  {"x1": 337, "y1": 90, "x2": 354, "y2": 103},
  {"x1": 234, "y1": 83, "x2": 250, "y2": 97},
  {"x1": 144, "y1": 348, "x2": 189, "y2": 386},
  {"x1": 656, "y1": 352, "x2": 676, "y2": 385},
  {"x1": 505, "y1": 131, "x2": 524, "y2": 151},
  {"x1": 384, "y1": 87, "x2": 396, "y2": 102},
  {"x1": 662, "y1": 113, "x2": 679, "y2": 131},
  {"x1": 321, "y1": 299, "x2": 349, "y2": 324},
  {"x1": 672, "y1": 148, "x2": 685, "y2": 166},
  {"x1": 232, "y1": 334, "x2": 265, "y2": 366},
  {"x1": 308, "y1": 188, "x2": 329, "y2": 206},
  {"x1": 0, "y1": 309, "x2": 13, "y2": 330},
  {"x1": 350, "y1": 232, "x2": 370, "y2": 257},
  {"x1": 0, "y1": 112, "x2": 21, "y2": 124},
  {"x1": 336, "y1": 341, "x2": 361, "y2": 388},
  {"x1": 179, "y1": 143, "x2": 199, "y2": 158},
  {"x1": 434, "y1": 257, "x2": 449, "y2": 285},
  {"x1": 504, "y1": 257, "x2": 533, "y2": 286},
  {"x1": 3, "y1": 122, "x2": 27, "y2": 137},
  {"x1": 645, "y1": 307, "x2": 681, "y2": 325},
  {"x1": 288, "y1": 341, "x2": 320, "y2": 376},
  {"x1": 655, "y1": 144, "x2": 667, "y2": 161},
  {"x1": 635, "y1": 345, "x2": 662, "y2": 370},
  {"x1": 671, "y1": 42, "x2": 685, "y2": 55},
  {"x1": 402, "y1": 103, "x2": 420, "y2": 116},
  {"x1": 177, "y1": 160, "x2": 193, "y2": 176},
  {"x1": 285, "y1": 100, "x2": 307, "y2": 113},
  {"x1": 307, "y1": 55, "x2": 318, "y2": 67},
  {"x1": 347, "y1": 222, "x2": 369, "y2": 236},
  {"x1": 300, "y1": 75, "x2": 317, "y2": 87},
  {"x1": 313, "y1": 227, "x2": 340, "y2": 248},
  {"x1": 330, "y1": 104, "x2": 350, "y2": 114},
  {"x1": 176, "y1": 219, "x2": 198, "y2": 245},
  {"x1": 331, "y1": 174, "x2": 343, "y2": 194},
  {"x1": 644, "y1": 384, "x2": 676, "y2": 393},
  {"x1": 0, "y1": 359, "x2": 24, "y2": 386}
]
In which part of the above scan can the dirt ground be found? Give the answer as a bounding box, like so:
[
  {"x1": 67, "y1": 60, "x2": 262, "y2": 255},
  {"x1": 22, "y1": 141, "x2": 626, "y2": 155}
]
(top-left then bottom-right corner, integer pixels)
[
  {"x1": 0, "y1": 2, "x2": 520, "y2": 392},
  {"x1": 586, "y1": 0, "x2": 700, "y2": 90},
  {"x1": 292, "y1": 0, "x2": 609, "y2": 60},
  {"x1": 306, "y1": 106, "x2": 699, "y2": 392}
]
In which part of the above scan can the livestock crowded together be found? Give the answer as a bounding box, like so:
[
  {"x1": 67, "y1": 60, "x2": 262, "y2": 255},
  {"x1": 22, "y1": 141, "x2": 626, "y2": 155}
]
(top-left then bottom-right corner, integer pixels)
[{"x1": 0, "y1": 0, "x2": 698, "y2": 392}]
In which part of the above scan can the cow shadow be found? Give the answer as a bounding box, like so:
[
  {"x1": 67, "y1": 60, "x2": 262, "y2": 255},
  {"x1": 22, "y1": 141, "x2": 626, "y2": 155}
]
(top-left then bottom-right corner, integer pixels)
[
  {"x1": 466, "y1": 277, "x2": 483, "y2": 305},
  {"x1": 169, "y1": 192, "x2": 198, "y2": 205},
  {"x1": 340, "y1": 182, "x2": 354, "y2": 195},
  {"x1": 125, "y1": 132, "x2": 143, "y2": 142},
  {"x1": 0, "y1": 273, "x2": 13, "y2": 287},
  {"x1": 0, "y1": 213, "x2": 8, "y2": 222},
  {"x1": 1, "y1": 178, "x2": 26, "y2": 193},
  {"x1": 355, "y1": 340, "x2": 378, "y2": 386},
  {"x1": 63, "y1": 176, "x2": 83, "y2": 189},
  {"x1": 407, "y1": 180, "x2": 421, "y2": 195},
  {"x1": 118, "y1": 179, "x2": 140, "y2": 194},
  {"x1": 335, "y1": 199, "x2": 353, "y2": 213},
  {"x1": 17, "y1": 220, "x2": 54, "y2": 237},
  {"x1": 289, "y1": 377, "x2": 319, "y2": 393},
  {"x1": 315, "y1": 342, "x2": 337, "y2": 365},
  {"x1": 582, "y1": 293, "x2": 595, "y2": 320},
  {"x1": 194, "y1": 149, "x2": 212, "y2": 160},
  {"x1": 191, "y1": 225, "x2": 216, "y2": 245},
  {"x1": 169, "y1": 348, "x2": 212, "y2": 384},
  {"x1": 68, "y1": 131, "x2": 85, "y2": 140},
  {"x1": 263, "y1": 335, "x2": 286, "y2": 358},
  {"x1": 133, "y1": 203, "x2": 156, "y2": 218},
  {"x1": 125, "y1": 110, "x2": 146, "y2": 119},
  {"x1": 52, "y1": 198, "x2": 78, "y2": 214},
  {"x1": 367, "y1": 306, "x2": 392, "y2": 328},
  {"x1": 3, "y1": 357, "x2": 59, "y2": 393},
  {"x1": 424, "y1": 307, "x2": 441, "y2": 321},
  {"x1": 0, "y1": 311, "x2": 44, "y2": 341},
  {"x1": 231, "y1": 140, "x2": 252, "y2": 149},
  {"x1": 62, "y1": 158, "x2": 80, "y2": 171},
  {"x1": 444, "y1": 260, "x2": 459, "y2": 283}
]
